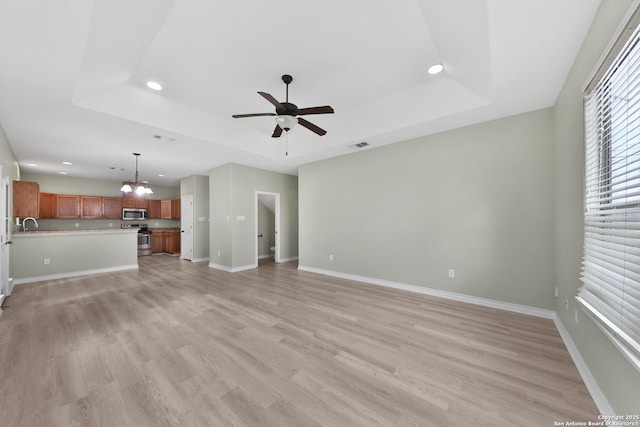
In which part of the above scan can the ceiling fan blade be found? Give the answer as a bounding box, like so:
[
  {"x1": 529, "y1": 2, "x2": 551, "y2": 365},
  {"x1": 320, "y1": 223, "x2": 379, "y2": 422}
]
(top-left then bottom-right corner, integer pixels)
[
  {"x1": 258, "y1": 92, "x2": 284, "y2": 109},
  {"x1": 297, "y1": 106, "x2": 334, "y2": 116},
  {"x1": 298, "y1": 117, "x2": 327, "y2": 136},
  {"x1": 232, "y1": 112, "x2": 276, "y2": 118},
  {"x1": 272, "y1": 125, "x2": 283, "y2": 138}
]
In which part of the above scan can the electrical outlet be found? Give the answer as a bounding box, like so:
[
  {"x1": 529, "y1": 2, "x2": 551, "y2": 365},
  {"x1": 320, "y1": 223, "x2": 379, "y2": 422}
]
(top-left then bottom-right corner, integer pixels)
[
  {"x1": 448, "y1": 269, "x2": 455, "y2": 278},
  {"x1": 217, "y1": 250, "x2": 221, "y2": 256},
  {"x1": 574, "y1": 307, "x2": 579, "y2": 324},
  {"x1": 329, "y1": 254, "x2": 334, "y2": 262},
  {"x1": 74, "y1": 223, "x2": 79, "y2": 228},
  {"x1": 43, "y1": 258, "x2": 50, "y2": 265},
  {"x1": 554, "y1": 286, "x2": 558, "y2": 298}
]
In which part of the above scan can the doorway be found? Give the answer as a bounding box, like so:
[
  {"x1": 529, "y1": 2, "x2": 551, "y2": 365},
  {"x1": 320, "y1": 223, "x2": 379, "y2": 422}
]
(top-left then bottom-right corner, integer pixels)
[{"x1": 255, "y1": 191, "x2": 280, "y2": 265}]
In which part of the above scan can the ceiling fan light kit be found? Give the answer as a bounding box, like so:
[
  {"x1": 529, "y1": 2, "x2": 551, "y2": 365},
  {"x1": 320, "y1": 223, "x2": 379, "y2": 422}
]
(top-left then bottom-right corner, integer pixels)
[{"x1": 233, "y1": 74, "x2": 334, "y2": 138}]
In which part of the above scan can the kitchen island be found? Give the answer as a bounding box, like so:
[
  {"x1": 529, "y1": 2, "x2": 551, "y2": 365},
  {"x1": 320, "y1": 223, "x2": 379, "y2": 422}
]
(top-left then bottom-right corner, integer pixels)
[{"x1": 11, "y1": 229, "x2": 139, "y2": 284}]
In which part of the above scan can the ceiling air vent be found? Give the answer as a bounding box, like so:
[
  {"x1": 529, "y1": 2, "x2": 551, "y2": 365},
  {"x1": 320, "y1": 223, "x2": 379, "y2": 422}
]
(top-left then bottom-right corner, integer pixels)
[{"x1": 349, "y1": 142, "x2": 370, "y2": 149}]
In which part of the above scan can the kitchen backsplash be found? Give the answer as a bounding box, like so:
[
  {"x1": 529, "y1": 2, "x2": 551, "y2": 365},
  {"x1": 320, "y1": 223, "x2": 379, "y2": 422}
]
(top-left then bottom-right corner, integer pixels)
[{"x1": 19, "y1": 218, "x2": 180, "y2": 231}]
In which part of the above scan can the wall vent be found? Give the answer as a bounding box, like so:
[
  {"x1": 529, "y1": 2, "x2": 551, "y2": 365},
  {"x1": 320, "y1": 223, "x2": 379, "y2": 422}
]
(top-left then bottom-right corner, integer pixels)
[{"x1": 349, "y1": 142, "x2": 370, "y2": 149}]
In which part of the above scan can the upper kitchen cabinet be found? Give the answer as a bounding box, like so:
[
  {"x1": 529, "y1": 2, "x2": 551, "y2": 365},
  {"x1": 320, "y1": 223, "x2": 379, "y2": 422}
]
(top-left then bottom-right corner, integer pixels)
[
  {"x1": 171, "y1": 199, "x2": 181, "y2": 219},
  {"x1": 122, "y1": 194, "x2": 148, "y2": 209},
  {"x1": 158, "y1": 199, "x2": 180, "y2": 219},
  {"x1": 56, "y1": 194, "x2": 80, "y2": 218},
  {"x1": 13, "y1": 180, "x2": 40, "y2": 218},
  {"x1": 160, "y1": 200, "x2": 172, "y2": 219},
  {"x1": 102, "y1": 197, "x2": 122, "y2": 219},
  {"x1": 80, "y1": 196, "x2": 102, "y2": 218},
  {"x1": 148, "y1": 199, "x2": 161, "y2": 219},
  {"x1": 39, "y1": 192, "x2": 56, "y2": 218}
]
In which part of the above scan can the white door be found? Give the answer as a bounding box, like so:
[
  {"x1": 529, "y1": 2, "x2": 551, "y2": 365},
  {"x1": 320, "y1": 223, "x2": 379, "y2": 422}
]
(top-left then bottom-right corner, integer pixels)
[
  {"x1": 181, "y1": 195, "x2": 193, "y2": 261},
  {"x1": 0, "y1": 166, "x2": 11, "y2": 310}
]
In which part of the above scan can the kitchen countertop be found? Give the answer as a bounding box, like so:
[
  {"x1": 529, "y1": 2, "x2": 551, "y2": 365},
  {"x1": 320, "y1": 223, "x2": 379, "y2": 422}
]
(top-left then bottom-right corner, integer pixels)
[{"x1": 13, "y1": 229, "x2": 139, "y2": 237}]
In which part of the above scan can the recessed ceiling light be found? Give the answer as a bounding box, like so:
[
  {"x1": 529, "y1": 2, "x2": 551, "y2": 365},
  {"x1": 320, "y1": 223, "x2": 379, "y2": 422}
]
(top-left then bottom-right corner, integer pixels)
[
  {"x1": 58, "y1": 171, "x2": 68, "y2": 175},
  {"x1": 158, "y1": 174, "x2": 165, "y2": 177},
  {"x1": 146, "y1": 81, "x2": 163, "y2": 91},
  {"x1": 61, "y1": 161, "x2": 72, "y2": 165},
  {"x1": 428, "y1": 64, "x2": 444, "y2": 75},
  {"x1": 26, "y1": 163, "x2": 38, "y2": 167}
]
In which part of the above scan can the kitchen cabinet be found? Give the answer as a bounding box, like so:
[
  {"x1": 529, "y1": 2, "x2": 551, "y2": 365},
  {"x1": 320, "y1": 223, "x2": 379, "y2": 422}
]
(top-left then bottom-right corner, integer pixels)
[
  {"x1": 122, "y1": 194, "x2": 148, "y2": 209},
  {"x1": 81, "y1": 196, "x2": 102, "y2": 218},
  {"x1": 56, "y1": 194, "x2": 81, "y2": 218},
  {"x1": 151, "y1": 230, "x2": 164, "y2": 253},
  {"x1": 151, "y1": 229, "x2": 180, "y2": 254},
  {"x1": 148, "y1": 199, "x2": 161, "y2": 219},
  {"x1": 158, "y1": 199, "x2": 181, "y2": 219},
  {"x1": 39, "y1": 192, "x2": 56, "y2": 219},
  {"x1": 13, "y1": 180, "x2": 39, "y2": 218},
  {"x1": 160, "y1": 200, "x2": 172, "y2": 219},
  {"x1": 102, "y1": 197, "x2": 122, "y2": 219},
  {"x1": 171, "y1": 199, "x2": 181, "y2": 219},
  {"x1": 163, "y1": 230, "x2": 181, "y2": 255}
]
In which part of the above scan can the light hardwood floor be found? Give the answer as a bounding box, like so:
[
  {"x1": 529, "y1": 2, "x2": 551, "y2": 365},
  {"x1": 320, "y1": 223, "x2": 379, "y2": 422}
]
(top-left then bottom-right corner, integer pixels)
[{"x1": 0, "y1": 255, "x2": 599, "y2": 426}]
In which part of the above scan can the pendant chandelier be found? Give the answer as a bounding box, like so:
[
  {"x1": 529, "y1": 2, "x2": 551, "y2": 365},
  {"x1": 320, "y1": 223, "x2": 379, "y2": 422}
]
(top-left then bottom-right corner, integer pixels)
[{"x1": 120, "y1": 152, "x2": 153, "y2": 195}]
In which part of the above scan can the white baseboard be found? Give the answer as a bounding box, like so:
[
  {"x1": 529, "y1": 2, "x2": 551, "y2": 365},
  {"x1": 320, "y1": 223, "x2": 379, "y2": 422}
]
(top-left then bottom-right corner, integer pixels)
[
  {"x1": 258, "y1": 254, "x2": 273, "y2": 260},
  {"x1": 191, "y1": 257, "x2": 210, "y2": 263},
  {"x1": 208, "y1": 262, "x2": 257, "y2": 273},
  {"x1": 297, "y1": 265, "x2": 555, "y2": 319},
  {"x1": 553, "y1": 315, "x2": 614, "y2": 416},
  {"x1": 12, "y1": 264, "x2": 139, "y2": 285},
  {"x1": 0, "y1": 294, "x2": 4, "y2": 318},
  {"x1": 278, "y1": 256, "x2": 299, "y2": 263}
]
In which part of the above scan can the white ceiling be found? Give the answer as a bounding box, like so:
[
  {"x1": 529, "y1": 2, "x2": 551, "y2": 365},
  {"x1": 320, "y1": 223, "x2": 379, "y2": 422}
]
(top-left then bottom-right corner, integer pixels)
[{"x1": 0, "y1": 0, "x2": 601, "y2": 187}]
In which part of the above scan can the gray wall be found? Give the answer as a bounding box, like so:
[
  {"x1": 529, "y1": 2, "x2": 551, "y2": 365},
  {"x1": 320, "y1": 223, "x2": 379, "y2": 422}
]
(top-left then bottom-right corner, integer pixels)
[
  {"x1": 11, "y1": 231, "x2": 138, "y2": 282},
  {"x1": 209, "y1": 163, "x2": 298, "y2": 269},
  {"x1": 299, "y1": 108, "x2": 555, "y2": 309},
  {"x1": 0, "y1": 122, "x2": 19, "y2": 182},
  {"x1": 209, "y1": 164, "x2": 233, "y2": 267},
  {"x1": 553, "y1": 0, "x2": 640, "y2": 414},
  {"x1": 22, "y1": 172, "x2": 180, "y2": 198},
  {"x1": 180, "y1": 175, "x2": 210, "y2": 261}
]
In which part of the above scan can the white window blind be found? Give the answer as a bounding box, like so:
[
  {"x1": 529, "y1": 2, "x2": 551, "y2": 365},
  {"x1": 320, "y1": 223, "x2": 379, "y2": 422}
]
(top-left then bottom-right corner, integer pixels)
[{"x1": 580, "y1": 22, "x2": 640, "y2": 366}]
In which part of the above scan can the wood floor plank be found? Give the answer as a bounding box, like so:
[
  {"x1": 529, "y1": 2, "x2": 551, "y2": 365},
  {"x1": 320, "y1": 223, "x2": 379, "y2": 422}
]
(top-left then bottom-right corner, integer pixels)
[{"x1": 0, "y1": 255, "x2": 600, "y2": 426}]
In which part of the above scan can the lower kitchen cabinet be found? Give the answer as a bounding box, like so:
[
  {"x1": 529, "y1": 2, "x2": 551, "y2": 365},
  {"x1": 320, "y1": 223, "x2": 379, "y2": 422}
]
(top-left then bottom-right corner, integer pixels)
[
  {"x1": 163, "y1": 230, "x2": 181, "y2": 255},
  {"x1": 151, "y1": 231, "x2": 164, "y2": 253},
  {"x1": 150, "y1": 229, "x2": 180, "y2": 255}
]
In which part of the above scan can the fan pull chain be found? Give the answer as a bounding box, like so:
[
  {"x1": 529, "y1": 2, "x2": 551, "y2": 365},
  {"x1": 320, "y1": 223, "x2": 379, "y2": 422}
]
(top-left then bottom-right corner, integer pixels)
[{"x1": 285, "y1": 132, "x2": 289, "y2": 157}]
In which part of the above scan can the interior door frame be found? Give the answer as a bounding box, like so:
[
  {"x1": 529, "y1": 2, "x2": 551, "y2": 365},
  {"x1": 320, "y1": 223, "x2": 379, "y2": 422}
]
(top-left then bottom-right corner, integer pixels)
[
  {"x1": 0, "y1": 165, "x2": 11, "y2": 313},
  {"x1": 255, "y1": 191, "x2": 280, "y2": 265}
]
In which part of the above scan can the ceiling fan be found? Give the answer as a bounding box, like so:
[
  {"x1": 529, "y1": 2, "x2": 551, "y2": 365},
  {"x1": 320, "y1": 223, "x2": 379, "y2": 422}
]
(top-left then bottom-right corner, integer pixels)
[{"x1": 232, "y1": 74, "x2": 334, "y2": 138}]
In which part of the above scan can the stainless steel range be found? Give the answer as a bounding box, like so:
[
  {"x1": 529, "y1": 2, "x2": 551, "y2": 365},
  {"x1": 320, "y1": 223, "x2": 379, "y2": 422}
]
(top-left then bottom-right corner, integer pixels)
[{"x1": 121, "y1": 223, "x2": 152, "y2": 256}]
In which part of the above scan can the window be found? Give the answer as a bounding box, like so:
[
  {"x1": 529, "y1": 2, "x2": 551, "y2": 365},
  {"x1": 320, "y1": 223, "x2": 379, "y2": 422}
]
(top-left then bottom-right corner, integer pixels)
[{"x1": 580, "y1": 15, "x2": 640, "y2": 369}]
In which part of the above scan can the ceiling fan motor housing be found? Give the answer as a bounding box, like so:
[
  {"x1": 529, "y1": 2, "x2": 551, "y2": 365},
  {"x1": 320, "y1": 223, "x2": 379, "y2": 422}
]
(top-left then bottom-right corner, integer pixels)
[{"x1": 276, "y1": 102, "x2": 299, "y2": 116}]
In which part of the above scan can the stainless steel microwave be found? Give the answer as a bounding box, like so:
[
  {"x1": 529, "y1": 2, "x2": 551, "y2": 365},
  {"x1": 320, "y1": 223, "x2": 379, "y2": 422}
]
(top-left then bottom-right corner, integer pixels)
[{"x1": 122, "y1": 208, "x2": 149, "y2": 220}]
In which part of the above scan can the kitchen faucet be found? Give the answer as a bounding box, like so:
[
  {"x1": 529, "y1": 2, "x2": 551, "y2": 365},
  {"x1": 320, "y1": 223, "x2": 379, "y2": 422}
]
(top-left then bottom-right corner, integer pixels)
[{"x1": 22, "y1": 217, "x2": 39, "y2": 231}]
